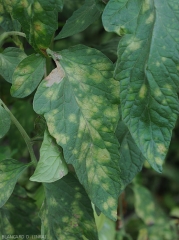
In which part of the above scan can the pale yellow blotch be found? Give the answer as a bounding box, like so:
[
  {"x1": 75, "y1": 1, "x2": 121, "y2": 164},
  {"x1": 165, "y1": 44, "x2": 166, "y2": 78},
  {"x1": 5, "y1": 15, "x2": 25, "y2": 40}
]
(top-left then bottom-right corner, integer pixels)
[
  {"x1": 101, "y1": 182, "x2": 110, "y2": 191},
  {"x1": 154, "y1": 88, "x2": 162, "y2": 97},
  {"x1": 62, "y1": 216, "x2": 69, "y2": 223},
  {"x1": 47, "y1": 124, "x2": 55, "y2": 134},
  {"x1": 177, "y1": 65, "x2": 179, "y2": 71},
  {"x1": 142, "y1": 0, "x2": 150, "y2": 13},
  {"x1": 34, "y1": 21, "x2": 45, "y2": 32},
  {"x1": 107, "y1": 197, "x2": 116, "y2": 208},
  {"x1": 50, "y1": 198, "x2": 58, "y2": 207},
  {"x1": 147, "y1": 202, "x2": 155, "y2": 211},
  {"x1": 156, "y1": 61, "x2": 160, "y2": 67},
  {"x1": 0, "y1": 17, "x2": 3, "y2": 23},
  {"x1": 111, "y1": 210, "x2": 117, "y2": 219},
  {"x1": 162, "y1": 45, "x2": 166, "y2": 50},
  {"x1": 157, "y1": 143, "x2": 167, "y2": 154},
  {"x1": 161, "y1": 57, "x2": 167, "y2": 62},
  {"x1": 72, "y1": 149, "x2": 78, "y2": 155},
  {"x1": 103, "y1": 202, "x2": 108, "y2": 210},
  {"x1": 57, "y1": 133, "x2": 69, "y2": 145},
  {"x1": 139, "y1": 84, "x2": 147, "y2": 98},
  {"x1": 68, "y1": 114, "x2": 77, "y2": 123},
  {"x1": 34, "y1": 1, "x2": 43, "y2": 13},
  {"x1": 164, "y1": 84, "x2": 172, "y2": 90},
  {"x1": 155, "y1": 157, "x2": 163, "y2": 166},
  {"x1": 75, "y1": 193, "x2": 81, "y2": 199},
  {"x1": 145, "y1": 13, "x2": 154, "y2": 24},
  {"x1": 45, "y1": 89, "x2": 54, "y2": 98},
  {"x1": 105, "y1": 141, "x2": 112, "y2": 147},
  {"x1": 45, "y1": 67, "x2": 65, "y2": 87},
  {"x1": 128, "y1": 41, "x2": 141, "y2": 51}
]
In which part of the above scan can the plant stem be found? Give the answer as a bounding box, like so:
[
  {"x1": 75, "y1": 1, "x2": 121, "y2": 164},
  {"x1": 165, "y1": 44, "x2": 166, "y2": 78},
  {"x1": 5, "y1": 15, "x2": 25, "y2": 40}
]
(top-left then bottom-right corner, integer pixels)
[
  {"x1": 0, "y1": 31, "x2": 26, "y2": 47},
  {"x1": 0, "y1": 99, "x2": 37, "y2": 167}
]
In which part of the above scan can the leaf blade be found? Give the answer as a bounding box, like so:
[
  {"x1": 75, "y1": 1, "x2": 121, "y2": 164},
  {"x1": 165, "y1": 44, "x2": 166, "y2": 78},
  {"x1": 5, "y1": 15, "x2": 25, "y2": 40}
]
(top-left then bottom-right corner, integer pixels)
[
  {"x1": 55, "y1": 0, "x2": 101, "y2": 40},
  {"x1": 0, "y1": 159, "x2": 30, "y2": 208},
  {"x1": 11, "y1": 54, "x2": 45, "y2": 98},
  {"x1": 30, "y1": 130, "x2": 68, "y2": 183},
  {"x1": 41, "y1": 173, "x2": 98, "y2": 240},
  {"x1": 34, "y1": 45, "x2": 121, "y2": 220},
  {"x1": 102, "y1": 0, "x2": 179, "y2": 171},
  {"x1": 0, "y1": 106, "x2": 11, "y2": 139},
  {"x1": 0, "y1": 47, "x2": 26, "y2": 83}
]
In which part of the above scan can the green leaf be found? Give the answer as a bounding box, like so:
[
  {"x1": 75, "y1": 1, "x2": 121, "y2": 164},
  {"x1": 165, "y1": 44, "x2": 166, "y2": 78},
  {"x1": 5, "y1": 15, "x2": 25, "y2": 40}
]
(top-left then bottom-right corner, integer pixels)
[
  {"x1": 0, "y1": 105, "x2": 11, "y2": 139},
  {"x1": 102, "y1": 0, "x2": 179, "y2": 172},
  {"x1": 134, "y1": 184, "x2": 176, "y2": 240},
  {"x1": 30, "y1": 130, "x2": 68, "y2": 183},
  {"x1": 0, "y1": 185, "x2": 40, "y2": 236},
  {"x1": 34, "y1": 45, "x2": 121, "y2": 220},
  {"x1": 12, "y1": 0, "x2": 63, "y2": 53},
  {"x1": 41, "y1": 173, "x2": 98, "y2": 240},
  {"x1": 0, "y1": 159, "x2": 30, "y2": 208},
  {"x1": 55, "y1": 0, "x2": 101, "y2": 40},
  {"x1": 11, "y1": 54, "x2": 45, "y2": 98},
  {"x1": 0, "y1": 47, "x2": 26, "y2": 83},
  {"x1": 116, "y1": 108, "x2": 145, "y2": 187}
]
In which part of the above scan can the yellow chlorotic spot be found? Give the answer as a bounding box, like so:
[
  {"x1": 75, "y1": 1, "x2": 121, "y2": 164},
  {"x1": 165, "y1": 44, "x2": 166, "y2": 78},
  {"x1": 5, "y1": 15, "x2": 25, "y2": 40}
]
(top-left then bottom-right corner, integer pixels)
[
  {"x1": 161, "y1": 57, "x2": 167, "y2": 62},
  {"x1": 129, "y1": 41, "x2": 141, "y2": 51},
  {"x1": 34, "y1": 1, "x2": 43, "y2": 13},
  {"x1": 177, "y1": 65, "x2": 179, "y2": 71},
  {"x1": 45, "y1": 90, "x2": 54, "y2": 98},
  {"x1": 154, "y1": 88, "x2": 162, "y2": 97},
  {"x1": 155, "y1": 157, "x2": 163, "y2": 166},
  {"x1": 107, "y1": 197, "x2": 116, "y2": 208},
  {"x1": 68, "y1": 114, "x2": 77, "y2": 123},
  {"x1": 62, "y1": 217, "x2": 69, "y2": 223},
  {"x1": 164, "y1": 84, "x2": 172, "y2": 90},
  {"x1": 147, "y1": 202, "x2": 155, "y2": 211},
  {"x1": 47, "y1": 124, "x2": 55, "y2": 134},
  {"x1": 34, "y1": 21, "x2": 44, "y2": 32},
  {"x1": 157, "y1": 143, "x2": 167, "y2": 154},
  {"x1": 156, "y1": 61, "x2": 160, "y2": 67},
  {"x1": 50, "y1": 198, "x2": 58, "y2": 207},
  {"x1": 139, "y1": 84, "x2": 147, "y2": 98},
  {"x1": 142, "y1": 0, "x2": 150, "y2": 13},
  {"x1": 21, "y1": 0, "x2": 29, "y2": 8},
  {"x1": 111, "y1": 210, "x2": 117, "y2": 219},
  {"x1": 59, "y1": 133, "x2": 69, "y2": 145},
  {"x1": 0, "y1": 17, "x2": 3, "y2": 23},
  {"x1": 103, "y1": 202, "x2": 108, "y2": 210},
  {"x1": 145, "y1": 13, "x2": 154, "y2": 24},
  {"x1": 102, "y1": 182, "x2": 110, "y2": 191},
  {"x1": 72, "y1": 149, "x2": 78, "y2": 155}
]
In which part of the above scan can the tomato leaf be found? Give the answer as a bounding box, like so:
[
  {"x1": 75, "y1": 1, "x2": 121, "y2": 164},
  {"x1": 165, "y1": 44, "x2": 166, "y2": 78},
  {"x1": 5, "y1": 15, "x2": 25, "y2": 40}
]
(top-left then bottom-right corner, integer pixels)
[
  {"x1": 102, "y1": 0, "x2": 179, "y2": 172},
  {"x1": 11, "y1": 53, "x2": 45, "y2": 98},
  {"x1": 12, "y1": 0, "x2": 63, "y2": 53},
  {"x1": 55, "y1": 0, "x2": 101, "y2": 40},
  {"x1": 0, "y1": 105, "x2": 11, "y2": 139},
  {"x1": 30, "y1": 130, "x2": 68, "y2": 183},
  {"x1": 0, "y1": 159, "x2": 30, "y2": 208},
  {"x1": 0, "y1": 47, "x2": 26, "y2": 83},
  {"x1": 34, "y1": 45, "x2": 121, "y2": 220},
  {"x1": 40, "y1": 173, "x2": 98, "y2": 240}
]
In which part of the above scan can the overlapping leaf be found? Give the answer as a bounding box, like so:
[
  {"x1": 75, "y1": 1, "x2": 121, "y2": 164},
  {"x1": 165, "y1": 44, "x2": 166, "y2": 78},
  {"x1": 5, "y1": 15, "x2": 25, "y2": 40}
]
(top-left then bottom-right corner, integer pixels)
[
  {"x1": 116, "y1": 109, "x2": 145, "y2": 187},
  {"x1": 34, "y1": 45, "x2": 121, "y2": 220},
  {"x1": 0, "y1": 158, "x2": 30, "y2": 207},
  {"x1": 0, "y1": 47, "x2": 26, "y2": 83},
  {"x1": 102, "y1": 0, "x2": 179, "y2": 172},
  {"x1": 30, "y1": 130, "x2": 68, "y2": 183},
  {"x1": 40, "y1": 173, "x2": 98, "y2": 240},
  {"x1": 0, "y1": 185, "x2": 40, "y2": 236},
  {"x1": 0, "y1": 105, "x2": 11, "y2": 139},
  {"x1": 11, "y1": 0, "x2": 63, "y2": 53},
  {"x1": 11, "y1": 53, "x2": 45, "y2": 98},
  {"x1": 55, "y1": 0, "x2": 101, "y2": 40}
]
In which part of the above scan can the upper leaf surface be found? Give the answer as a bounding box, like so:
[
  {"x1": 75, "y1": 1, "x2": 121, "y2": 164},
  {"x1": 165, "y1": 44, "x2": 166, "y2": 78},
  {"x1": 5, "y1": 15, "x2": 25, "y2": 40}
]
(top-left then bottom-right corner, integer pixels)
[
  {"x1": 34, "y1": 45, "x2": 121, "y2": 220},
  {"x1": 0, "y1": 47, "x2": 26, "y2": 83},
  {"x1": 0, "y1": 158, "x2": 30, "y2": 208},
  {"x1": 30, "y1": 130, "x2": 68, "y2": 183},
  {"x1": 102, "y1": 0, "x2": 179, "y2": 172},
  {"x1": 12, "y1": 0, "x2": 62, "y2": 53},
  {"x1": 0, "y1": 106, "x2": 11, "y2": 139},
  {"x1": 11, "y1": 53, "x2": 45, "y2": 98},
  {"x1": 41, "y1": 173, "x2": 98, "y2": 240},
  {"x1": 116, "y1": 108, "x2": 145, "y2": 188},
  {"x1": 55, "y1": 0, "x2": 101, "y2": 40}
]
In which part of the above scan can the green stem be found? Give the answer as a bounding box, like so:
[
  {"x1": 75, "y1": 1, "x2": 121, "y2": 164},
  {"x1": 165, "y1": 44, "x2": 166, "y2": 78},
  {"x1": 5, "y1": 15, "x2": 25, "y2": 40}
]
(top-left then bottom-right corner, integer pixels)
[
  {"x1": 0, "y1": 31, "x2": 26, "y2": 47},
  {"x1": 0, "y1": 99, "x2": 37, "y2": 167}
]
